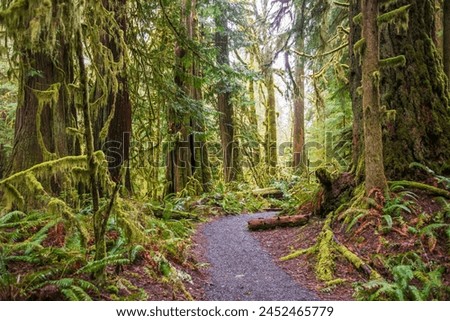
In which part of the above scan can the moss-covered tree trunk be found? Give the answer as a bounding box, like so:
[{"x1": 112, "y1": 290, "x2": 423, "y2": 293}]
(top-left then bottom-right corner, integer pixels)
[
  {"x1": 349, "y1": 0, "x2": 364, "y2": 179},
  {"x1": 94, "y1": 0, "x2": 132, "y2": 190},
  {"x1": 444, "y1": 0, "x2": 450, "y2": 81},
  {"x1": 10, "y1": 53, "x2": 69, "y2": 175},
  {"x1": 166, "y1": 0, "x2": 211, "y2": 194},
  {"x1": 292, "y1": 3, "x2": 306, "y2": 173},
  {"x1": 381, "y1": 0, "x2": 450, "y2": 178},
  {"x1": 166, "y1": 32, "x2": 193, "y2": 194},
  {"x1": 263, "y1": 67, "x2": 278, "y2": 176},
  {"x1": 362, "y1": 0, "x2": 387, "y2": 194},
  {"x1": 215, "y1": 13, "x2": 241, "y2": 183},
  {"x1": 243, "y1": 52, "x2": 262, "y2": 179},
  {"x1": 247, "y1": 75, "x2": 261, "y2": 166},
  {"x1": 190, "y1": 10, "x2": 212, "y2": 192},
  {"x1": 4, "y1": 1, "x2": 78, "y2": 177}
]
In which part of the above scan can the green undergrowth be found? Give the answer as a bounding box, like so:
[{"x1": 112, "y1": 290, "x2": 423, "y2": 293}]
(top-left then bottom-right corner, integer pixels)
[
  {"x1": 0, "y1": 195, "x2": 198, "y2": 300},
  {"x1": 0, "y1": 167, "x2": 296, "y2": 300},
  {"x1": 281, "y1": 166, "x2": 450, "y2": 301},
  {"x1": 269, "y1": 176, "x2": 319, "y2": 215},
  {"x1": 354, "y1": 253, "x2": 449, "y2": 300}
]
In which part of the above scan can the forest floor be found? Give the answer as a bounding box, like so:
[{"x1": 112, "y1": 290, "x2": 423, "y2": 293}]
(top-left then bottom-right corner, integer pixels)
[
  {"x1": 189, "y1": 212, "x2": 360, "y2": 301},
  {"x1": 197, "y1": 212, "x2": 318, "y2": 300}
]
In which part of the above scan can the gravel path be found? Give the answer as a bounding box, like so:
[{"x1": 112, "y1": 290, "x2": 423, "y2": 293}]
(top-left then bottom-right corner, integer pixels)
[{"x1": 203, "y1": 212, "x2": 319, "y2": 301}]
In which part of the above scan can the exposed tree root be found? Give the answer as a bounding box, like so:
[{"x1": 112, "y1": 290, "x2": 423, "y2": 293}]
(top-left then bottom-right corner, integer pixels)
[
  {"x1": 389, "y1": 181, "x2": 450, "y2": 199},
  {"x1": 333, "y1": 237, "x2": 382, "y2": 280},
  {"x1": 281, "y1": 214, "x2": 382, "y2": 281}
]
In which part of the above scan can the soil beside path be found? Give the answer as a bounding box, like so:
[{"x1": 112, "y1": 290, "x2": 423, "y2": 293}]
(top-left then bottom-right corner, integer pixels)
[{"x1": 201, "y1": 212, "x2": 319, "y2": 301}]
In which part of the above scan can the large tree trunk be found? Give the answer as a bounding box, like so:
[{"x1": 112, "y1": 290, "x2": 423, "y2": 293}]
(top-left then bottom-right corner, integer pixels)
[
  {"x1": 292, "y1": 0, "x2": 307, "y2": 173},
  {"x1": 10, "y1": 51, "x2": 68, "y2": 174},
  {"x1": 264, "y1": 68, "x2": 278, "y2": 175},
  {"x1": 444, "y1": 0, "x2": 450, "y2": 81},
  {"x1": 349, "y1": 0, "x2": 364, "y2": 179},
  {"x1": 381, "y1": 0, "x2": 450, "y2": 178},
  {"x1": 215, "y1": 13, "x2": 240, "y2": 183},
  {"x1": 95, "y1": 0, "x2": 132, "y2": 190},
  {"x1": 166, "y1": 0, "x2": 211, "y2": 195},
  {"x1": 362, "y1": 0, "x2": 387, "y2": 194},
  {"x1": 247, "y1": 76, "x2": 261, "y2": 166}
]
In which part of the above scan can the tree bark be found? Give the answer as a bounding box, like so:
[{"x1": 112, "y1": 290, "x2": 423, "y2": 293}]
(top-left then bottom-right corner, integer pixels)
[
  {"x1": 95, "y1": 0, "x2": 132, "y2": 190},
  {"x1": 362, "y1": 0, "x2": 387, "y2": 194},
  {"x1": 264, "y1": 68, "x2": 278, "y2": 175},
  {"x1": 381, "y1": 0, "x2": 450, "y2": 178},
  {"x1": 10, "y1": 52, "x2": 69, "y2": 175},
  {"x1": 166, "y1": 0, "x2": 211, "y2": 194},
  {"x1": 444, "y1": 0, "x2": 450, "y2": 81},
  {"x1": 215, "y1": 12, "x2": 240, "y2": 183},
  {"x1": 292, "y1": 0, "x2": 307, "y2": 173},
  {"x1": 349, "y1": 0, "x2": 364, "y2": 179}
]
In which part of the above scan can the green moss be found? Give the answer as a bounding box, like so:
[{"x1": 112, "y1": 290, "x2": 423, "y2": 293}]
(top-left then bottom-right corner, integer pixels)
[
  {"x1": 380, "y1": 55, "x2": 406, "y2": 68},
  {"x1": 352, "y1": 12, "x2": 362, "y2": 25},
  {"x1": 33, "y1": 83, "x2": 61, "y2": 161},
  {"x1": 377, "y1": 5, "x2": 411, "y2": 33},
  {"x1": 316, "y1": 225, "x2": 335, "y2": 281}
]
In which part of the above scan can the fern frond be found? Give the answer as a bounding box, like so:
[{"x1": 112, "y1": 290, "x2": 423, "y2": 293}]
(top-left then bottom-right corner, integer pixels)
[{"x1": 77, "y1": 255, "x2": 130, "y2": 274}]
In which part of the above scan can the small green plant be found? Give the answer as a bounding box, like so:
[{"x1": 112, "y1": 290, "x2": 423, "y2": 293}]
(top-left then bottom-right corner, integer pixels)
[{"x1": 355, "y1": 253, "x2": 449, "y2": 300}]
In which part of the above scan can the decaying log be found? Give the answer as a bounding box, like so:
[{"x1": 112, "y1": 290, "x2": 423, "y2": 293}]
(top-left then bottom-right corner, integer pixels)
[
  {"x1": 252, "y1": 187, "x2": 284, "y2": 199},
  {"x1": 314, "y1": 169, "x2": 356, "y2": 217},
  {"x1": 248, "y1": 214, "x2": 309, "y2": 231}
]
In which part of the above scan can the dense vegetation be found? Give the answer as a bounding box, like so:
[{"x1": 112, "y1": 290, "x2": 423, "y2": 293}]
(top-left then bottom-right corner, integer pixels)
[{"x1": 0, "y1": 0, "x2": 448, "y2": 300}]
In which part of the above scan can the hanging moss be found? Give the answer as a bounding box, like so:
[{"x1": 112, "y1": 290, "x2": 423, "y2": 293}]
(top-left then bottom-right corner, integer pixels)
[
  {"x1": 353, "y1": 12, "x2": 362, "y2": 25},
  {"x1": 33, "y1": 83, "x2": 62, "y2": 160},
  {"x1": 353, "y1": 38, "x2": 366, "y2": 60},
  {"x1": 377, "y1": 5, "x2": 411, "y2": 33}
]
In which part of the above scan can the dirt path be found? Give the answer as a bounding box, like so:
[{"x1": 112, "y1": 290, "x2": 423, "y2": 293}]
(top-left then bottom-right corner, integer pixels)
[{"x1": 202, "y1": 212, "x2": 319, "y2": 301}]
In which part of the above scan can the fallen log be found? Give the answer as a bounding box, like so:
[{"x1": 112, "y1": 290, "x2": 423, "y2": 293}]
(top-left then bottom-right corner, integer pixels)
[
  {"x1": 248, "y1": 214, "x2": 309, "y2": 231},
  {"x1": 252, "y1": 187, "x2": 284, "y2": 199}
]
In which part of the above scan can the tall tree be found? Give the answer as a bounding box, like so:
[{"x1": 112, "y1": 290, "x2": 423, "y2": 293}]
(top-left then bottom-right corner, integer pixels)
[
  {"x1": 292, "y1": 0, "x2": 307, "y2": 172},
  {"x1": 103, "y1": 0, "x2": 132, "y2": 190},
  {"x1": 444, "y1": 0, "x2": 450, "y2": 80},
  {"x1": 263, "y1": 65, "x2": 278, "y2": 175},
  {"x1": 215, "y1": 7, "x2": 241, "y2": 182},
  {"x1": 3, "y1": 1, "x2": 75, "y2": 174},
  {"x1": 166, "y1": 0, "x2": 211, "y2": 194},
  {"x1": 361, "y1": 0, "x2": 387, "y2": 194},
  {"x1": 349, "y1": 0, "x2": 364, "y2": 178},
  {"x1": 381, "y1": 0, "x2": 450, "y2": 178}
]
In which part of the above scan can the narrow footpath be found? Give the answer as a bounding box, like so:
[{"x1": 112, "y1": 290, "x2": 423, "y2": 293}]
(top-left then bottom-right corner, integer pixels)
[{"x1": 203, "y1": 212, "x2": 319, "y2": 301}]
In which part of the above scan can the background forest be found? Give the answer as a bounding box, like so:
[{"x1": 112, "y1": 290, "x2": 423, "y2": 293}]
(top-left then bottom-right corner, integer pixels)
[{"x1": 0, "y1": 0, "x2": 449, "y2": 301}]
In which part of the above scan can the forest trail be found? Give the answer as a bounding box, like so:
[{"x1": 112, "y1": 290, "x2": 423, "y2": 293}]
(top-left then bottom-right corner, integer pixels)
[{"x1": 202, "y1": 212, "x2": 319, "y2": 301}]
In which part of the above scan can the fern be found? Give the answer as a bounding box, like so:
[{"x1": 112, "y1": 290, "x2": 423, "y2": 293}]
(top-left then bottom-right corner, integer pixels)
[
  {"x1": 410, "y1": 162, "x2": 450, "y2": 189},
  {"x1": 355, "y1": 254, "x2": 449, "y2": 300},
  {"x1": 77, "y1": 254, "x2": 130, "y2": 274}
]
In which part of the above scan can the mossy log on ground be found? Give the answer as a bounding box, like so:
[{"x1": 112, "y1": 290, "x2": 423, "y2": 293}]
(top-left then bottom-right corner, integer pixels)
[
  {"x1": 248, "y1": 214, "x2": 309, "y2": 231},
  {"x1": 333, "y1": 237, "x2": 382, "y2": 280},
  {"x1": 389, "y1": 181, "x2": 450, "y2": 199},
  {"x1": 252, "y1": 187, "x2": 283, "y2": 199}
]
